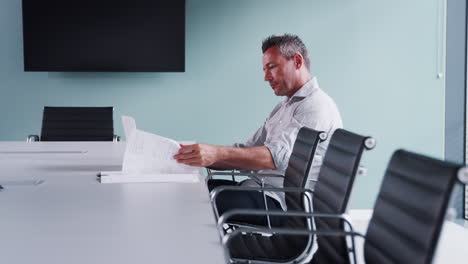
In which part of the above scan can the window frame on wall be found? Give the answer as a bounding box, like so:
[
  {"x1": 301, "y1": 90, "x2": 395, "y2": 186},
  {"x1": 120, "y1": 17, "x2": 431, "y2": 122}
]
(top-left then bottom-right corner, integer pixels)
[
  {"x1": 464, "y1": 3, "x2": 468, "y2": 221},
  {"x1": 461, "y1": 1, "x2": 468, "y2": 221},
  {"x1": 465, "y1": 185, "x2": 467, "y2": 219}
]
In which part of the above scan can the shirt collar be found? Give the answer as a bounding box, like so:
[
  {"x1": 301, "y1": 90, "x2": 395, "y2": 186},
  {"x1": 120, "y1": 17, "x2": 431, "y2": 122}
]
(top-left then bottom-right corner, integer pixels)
[{"x1": 290, "y1": 77, "x2": 320, "y2": 99}]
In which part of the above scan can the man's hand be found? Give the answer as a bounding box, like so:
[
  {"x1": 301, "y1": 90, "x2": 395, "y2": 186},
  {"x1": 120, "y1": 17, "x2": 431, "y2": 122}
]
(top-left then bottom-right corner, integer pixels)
[
  {"x1": 173, "y1": 143, "x2": 221, "y2": 167},
  {"x1": 174, "y1": 144, "x2": 275, "y2": 170}
]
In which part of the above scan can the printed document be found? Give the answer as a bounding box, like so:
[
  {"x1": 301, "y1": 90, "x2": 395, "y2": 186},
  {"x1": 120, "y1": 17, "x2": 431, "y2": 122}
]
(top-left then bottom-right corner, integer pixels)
[
  {"x1": 99, "y1": 116, "x2": 199, "y2": 183},
  {"x1": 122, "y1": 128, "x2": 198, "y2": 175}
]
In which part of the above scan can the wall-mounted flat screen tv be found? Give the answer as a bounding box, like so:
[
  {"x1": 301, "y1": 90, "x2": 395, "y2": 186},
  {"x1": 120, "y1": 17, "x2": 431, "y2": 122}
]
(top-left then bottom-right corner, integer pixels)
[{"x1": 22, "y1": 0, "x2": 185, "y2": 72}]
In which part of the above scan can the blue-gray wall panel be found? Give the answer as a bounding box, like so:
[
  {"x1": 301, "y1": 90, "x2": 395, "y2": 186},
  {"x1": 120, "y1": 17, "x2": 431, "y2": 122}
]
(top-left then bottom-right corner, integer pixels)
[{"x1": 0, "y1": 0, "x2": 445, "y2": 209}]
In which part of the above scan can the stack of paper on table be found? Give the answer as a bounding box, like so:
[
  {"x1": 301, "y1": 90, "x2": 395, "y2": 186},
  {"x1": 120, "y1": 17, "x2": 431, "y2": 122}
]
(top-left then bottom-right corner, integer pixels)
[{"x1": 99, "y1": 116, "x2": 200, "y2": 184}]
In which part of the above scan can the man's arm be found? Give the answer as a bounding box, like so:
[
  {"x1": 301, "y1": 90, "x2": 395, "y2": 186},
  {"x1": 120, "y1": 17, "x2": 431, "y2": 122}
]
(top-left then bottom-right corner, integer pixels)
[{"x1": 173, "y1": 144, "x2": 276, "y2": 171}]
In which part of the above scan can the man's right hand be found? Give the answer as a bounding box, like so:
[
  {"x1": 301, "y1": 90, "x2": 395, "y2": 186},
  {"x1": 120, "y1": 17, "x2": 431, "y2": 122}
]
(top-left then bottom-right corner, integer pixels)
[
  {"x1": 173, "y1": 143, "x2": 221, "y2": 167},
  {"x1": 174, "y1": 144, "x2": 275, "y2": 171}
]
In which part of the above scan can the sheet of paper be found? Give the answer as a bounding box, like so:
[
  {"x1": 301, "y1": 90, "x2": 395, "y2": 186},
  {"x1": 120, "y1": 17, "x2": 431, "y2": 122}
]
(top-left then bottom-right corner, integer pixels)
[
  {"x1": 121, "y1": 115, "x2": 137, "y2": 141},
  {"x1": 100, "y1": 173, "x2": 199, "y2": 184},
  {"x1": 122, "y1": 129, "x2": 198, "y2": 175}
]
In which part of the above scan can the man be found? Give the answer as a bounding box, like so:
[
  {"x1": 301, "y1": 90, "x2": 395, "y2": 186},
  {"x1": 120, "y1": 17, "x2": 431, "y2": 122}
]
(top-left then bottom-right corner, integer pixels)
[{"x1": 174, "y1": 34, "x2": 342, "y2": 224}]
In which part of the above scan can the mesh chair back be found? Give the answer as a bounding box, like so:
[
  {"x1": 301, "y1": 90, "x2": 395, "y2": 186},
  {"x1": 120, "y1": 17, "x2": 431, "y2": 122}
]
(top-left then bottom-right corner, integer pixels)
[
  {"x1": 311, "y1": 129, "x2": 373, "y2": 264},
  {"x1": 364, "y1": 149, "x2": 461, "y2": 264},
  {"x1": 40, "y1": 106, "x2": 114, "y2": 141}
]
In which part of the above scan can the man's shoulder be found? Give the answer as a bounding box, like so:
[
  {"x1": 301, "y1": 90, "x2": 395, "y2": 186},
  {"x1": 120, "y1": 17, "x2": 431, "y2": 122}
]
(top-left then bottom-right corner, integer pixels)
[
  {"x1": 297, "y1": 88, "x2": 337, "y2": 110},
  {"x1": 294, "y1": 88, "x2": 342, "y2": 125}
]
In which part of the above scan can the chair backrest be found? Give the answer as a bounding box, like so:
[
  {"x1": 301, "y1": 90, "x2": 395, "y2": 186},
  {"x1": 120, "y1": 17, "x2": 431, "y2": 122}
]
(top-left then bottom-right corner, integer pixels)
[
  {"x1": 40, "y1": 106, "x2": 114, "y2": 141},
  {"x1": 283, "y1": 126, "x2": 326, "y2": 215},
  {"x1": 311, "y1": 128, "x2": 375, "y2": 264},
  {"x1": 364, "y1": 149, "x2": 462, "y2": 264},
  {"x1": 263, "y1": 127, "x2": 326, "y2": 262},
  {"x1": 226, "y1": 127, "x2": 325, "y2": 262}
]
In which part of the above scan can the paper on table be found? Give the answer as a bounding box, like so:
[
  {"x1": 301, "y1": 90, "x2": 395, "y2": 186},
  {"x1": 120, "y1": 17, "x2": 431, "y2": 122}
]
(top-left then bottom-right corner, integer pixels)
[
  {"x1": 121, "y1": 115, "x2": 137, "y2": 141},
  {"x1": 100, "y1": 115, "x2": 199, "y2": 184},
  {"x1": 121, "y1": 115, "x2": 198, "y2": 174},
  {"x1": 122, "y1": 128, "x2": 198, "y2": 175}
]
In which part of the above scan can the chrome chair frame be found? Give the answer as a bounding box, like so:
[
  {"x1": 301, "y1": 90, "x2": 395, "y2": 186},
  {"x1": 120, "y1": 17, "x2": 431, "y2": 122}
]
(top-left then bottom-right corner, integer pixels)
[
  {"x1": 220, "y1": 210, "x2": 360, "y2": 264},
  {"x1": 210, "y1": 164, "x2": 370, "y2": 221}
]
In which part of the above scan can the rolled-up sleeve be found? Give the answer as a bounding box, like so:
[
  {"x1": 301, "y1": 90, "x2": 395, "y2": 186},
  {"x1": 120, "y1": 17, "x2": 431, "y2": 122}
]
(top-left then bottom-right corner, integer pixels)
[
  {"x1": 264, "y1": 102, "x2": 332, "y2": 172},
  {"x1": 263, "y1": 117, "x2": 303, "y2": 171}
]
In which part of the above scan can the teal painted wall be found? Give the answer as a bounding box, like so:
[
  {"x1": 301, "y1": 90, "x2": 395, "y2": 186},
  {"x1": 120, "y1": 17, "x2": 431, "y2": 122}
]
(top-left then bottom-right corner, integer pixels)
[{"x1": 0, "y1": 0, "x2": 445, "y2": 209}]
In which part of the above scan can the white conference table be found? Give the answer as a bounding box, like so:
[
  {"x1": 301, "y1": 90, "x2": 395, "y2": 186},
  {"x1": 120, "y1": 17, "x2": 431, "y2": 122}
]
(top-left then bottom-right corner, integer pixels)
[{"x1": 0, "y1": 142, "x2": 225, "y2": 264}]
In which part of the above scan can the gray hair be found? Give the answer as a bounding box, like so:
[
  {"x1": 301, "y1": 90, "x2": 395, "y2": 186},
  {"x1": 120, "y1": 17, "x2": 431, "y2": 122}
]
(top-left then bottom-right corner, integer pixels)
[{"x1": 262, "y1": 34, "x2": 311, "y2": 70}]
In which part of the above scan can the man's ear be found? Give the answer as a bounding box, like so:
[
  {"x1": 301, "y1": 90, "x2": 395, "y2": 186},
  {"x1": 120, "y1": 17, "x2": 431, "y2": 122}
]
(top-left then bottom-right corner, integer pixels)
[{"x1": 293, "y1": 53, "x2": 304, "y2": 69}]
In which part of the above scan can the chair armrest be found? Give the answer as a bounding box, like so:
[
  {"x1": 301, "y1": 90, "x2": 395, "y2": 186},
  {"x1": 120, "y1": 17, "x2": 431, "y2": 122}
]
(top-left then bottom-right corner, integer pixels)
[
  {"x1": 210, "y1": 171, "x2": 284, "y2": 178},
  {"x1": 206, "y1": 168, "x2": 239, "y2": 182},
  {"x1": 210, "y1": 186, "x2": 315, "y2": 223},
  {"x1": 221, "y1": 224, "x2": 365, "y2": 264},
  {"x1": 218, "y1": 209, "x2": 355, "y2": 233},
  {"x1": 220, "y1": 209, "x2": 365, "y2": 264},
  {"x1": 27, "y1": 135, "x2": 39, "y2": 142},
  {"x1": 206, "y1": 168, "x2": 284, "y2": 182}
]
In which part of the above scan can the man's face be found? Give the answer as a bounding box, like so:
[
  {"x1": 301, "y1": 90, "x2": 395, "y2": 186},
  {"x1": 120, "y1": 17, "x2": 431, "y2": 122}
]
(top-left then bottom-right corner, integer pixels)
[{"x1": 262, "y1": 46, "x2": 297, "y2": 97}]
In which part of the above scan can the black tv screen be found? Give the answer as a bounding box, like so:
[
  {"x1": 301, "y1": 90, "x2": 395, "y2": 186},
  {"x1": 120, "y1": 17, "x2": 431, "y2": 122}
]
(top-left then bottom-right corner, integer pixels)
[{"x1": 22, "y1": 0, "x2": 185, "y2": 72}]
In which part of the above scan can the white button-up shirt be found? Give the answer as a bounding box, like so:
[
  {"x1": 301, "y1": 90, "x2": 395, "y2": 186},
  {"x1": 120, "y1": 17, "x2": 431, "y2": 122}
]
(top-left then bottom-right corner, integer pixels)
[{"x1": 234, "y1": 77, "x2": 343, "y2": 210}]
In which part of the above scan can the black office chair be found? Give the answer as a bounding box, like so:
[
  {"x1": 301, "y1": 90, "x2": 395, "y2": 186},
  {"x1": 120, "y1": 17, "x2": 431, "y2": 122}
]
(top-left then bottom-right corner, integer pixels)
[
  {"x1": 210, "y1": 126, "x2": 327, "y2": 227},
  {"x1": 215, "y1": 128, "x2": 375, "y2": 263},
  {"x1": 363, "y1": 149, "x2": 463, "y2": 264},
  {"x1": 28, "y1": 106, "x2": 119, "y2": 141},
  {"x1": 310, "y1": 129, "x2": 375, "y2": 264},
  {"x1": 221, "y1": 149, "x2": 467, "y2": 264}
]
